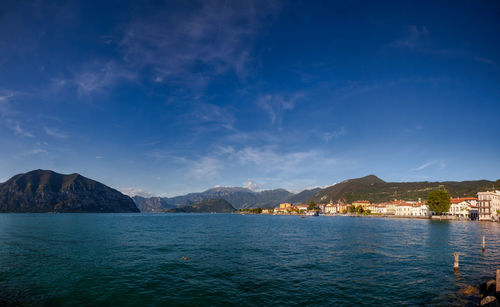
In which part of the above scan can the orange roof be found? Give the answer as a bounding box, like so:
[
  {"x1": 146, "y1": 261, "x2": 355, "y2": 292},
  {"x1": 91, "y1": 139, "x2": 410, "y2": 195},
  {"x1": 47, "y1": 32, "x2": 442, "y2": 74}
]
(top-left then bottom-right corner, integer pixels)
[
  {"x1": 450, "y1": 197, "x2": 477, "y2": 204},
  {"x1": 396, "y1": 203, "x2": 413, "y2": 206},
  {"x1": 353, "y1": 200, "x2": 370, "y2": 203}
]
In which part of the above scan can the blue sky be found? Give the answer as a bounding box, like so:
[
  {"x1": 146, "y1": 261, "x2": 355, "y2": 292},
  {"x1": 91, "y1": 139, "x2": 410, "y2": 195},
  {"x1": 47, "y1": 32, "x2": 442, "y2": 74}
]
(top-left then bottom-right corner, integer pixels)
[{"x1": 0, "y1": 1, "x2": 499, "y2": 197}]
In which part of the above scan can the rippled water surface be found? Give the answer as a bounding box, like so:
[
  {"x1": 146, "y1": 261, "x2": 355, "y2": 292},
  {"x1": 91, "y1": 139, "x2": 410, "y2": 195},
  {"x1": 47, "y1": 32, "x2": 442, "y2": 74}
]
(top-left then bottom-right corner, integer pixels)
[{"x1": 1, "y1": 214, "x2": 500, "y2": 306}]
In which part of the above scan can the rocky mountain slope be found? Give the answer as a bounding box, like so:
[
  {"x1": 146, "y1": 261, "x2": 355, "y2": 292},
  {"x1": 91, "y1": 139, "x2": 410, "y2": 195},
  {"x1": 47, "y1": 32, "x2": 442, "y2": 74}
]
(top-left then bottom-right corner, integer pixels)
[{"x1": 0, "y1": 169, "x2": 139, "y2": 213}]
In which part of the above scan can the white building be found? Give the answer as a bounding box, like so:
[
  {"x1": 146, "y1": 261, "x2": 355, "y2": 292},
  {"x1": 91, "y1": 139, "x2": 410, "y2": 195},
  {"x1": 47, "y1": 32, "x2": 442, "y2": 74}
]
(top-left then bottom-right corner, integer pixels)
[
  {"x1": 324, "y1": 204, "x2": 337, "y2": 214},
  {"x1": 395, "y1": 203, "x2": 413, "y2": 216},
  {"x1": 411, "y1": 203, "x2": 431, "y2": 217},
  {"x1": 295, "y1": 204, "x2": 309, "y2": 212},
  {"x1": 448, "y1": 197, "x2": 478, "y2": 219},
  {"x1": 478, "y1": 190, "x2": 500, "y2": 221}
]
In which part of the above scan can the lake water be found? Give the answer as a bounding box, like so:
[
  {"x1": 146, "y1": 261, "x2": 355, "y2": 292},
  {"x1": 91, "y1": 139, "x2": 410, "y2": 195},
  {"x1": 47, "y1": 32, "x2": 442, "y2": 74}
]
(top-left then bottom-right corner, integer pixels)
[{"x1": 1, "y1": 214, "x2": 500, "y2": 306}]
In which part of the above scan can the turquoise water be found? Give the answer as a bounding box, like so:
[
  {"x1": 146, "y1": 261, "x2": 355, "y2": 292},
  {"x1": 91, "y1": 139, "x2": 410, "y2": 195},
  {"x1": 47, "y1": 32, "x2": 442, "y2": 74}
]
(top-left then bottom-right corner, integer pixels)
[{"x1": 1, "y1": 214, "x2": 500, "y2": 306}]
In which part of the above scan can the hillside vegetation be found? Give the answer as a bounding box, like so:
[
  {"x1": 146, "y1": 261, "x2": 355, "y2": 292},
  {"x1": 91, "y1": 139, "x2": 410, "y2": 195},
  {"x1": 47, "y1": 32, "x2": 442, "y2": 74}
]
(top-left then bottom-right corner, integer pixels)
[{"x1": 309, "y1": 175, "x2": 500, "y2": 204}]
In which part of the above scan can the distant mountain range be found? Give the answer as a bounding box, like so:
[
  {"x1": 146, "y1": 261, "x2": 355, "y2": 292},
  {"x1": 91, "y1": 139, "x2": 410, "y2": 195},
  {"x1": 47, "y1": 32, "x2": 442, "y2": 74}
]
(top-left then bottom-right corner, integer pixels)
[
  {"x1": 308, "y1": 174, "x2": 500, "y2": 204},
  {"x1": 0, "y1": 170, "x2": 139, "y2": 213},
  {"x1": 1, "y1": 170, "x2": 498, "y2": 213},
  {"x1": 165, "y1": 198, "x2": 236, "y2": 213},
  {"x1": 135, "y1": 175, "x2": 500, "y2": 212},
  {"x1": 133, "y1": 186, "x2": 319, "y2": 212}
]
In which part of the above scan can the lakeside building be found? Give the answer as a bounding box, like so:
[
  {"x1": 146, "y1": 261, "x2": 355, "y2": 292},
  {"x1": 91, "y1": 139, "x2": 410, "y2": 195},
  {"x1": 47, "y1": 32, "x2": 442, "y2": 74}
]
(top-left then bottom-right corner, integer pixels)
[
  {"x1": 338, "y1": 204, "x2": 351, "y2": 213},
  {"x1": 373, "y1": 205, "x2": 388, "y2": 214},
  {"x1": 477, "y1": 190, "x2": 500, "y2": 221},
  {"x1": 295, "y1": 204, "x2": 309, "y2": 212},
  {"x1": 393, "y1": 202, "x2": 431, "y2": 217},
  {"x1": 448, "y1": 197, "x2": 478, "y2": 220},
  {"x1": 395, "y1": 203, "x2": 413, "y2": 216},
  {"x1": 279, "y1": 203, "x2": 293, "y2": 210},
  {"x1": 324, "y1": 203, "x2": 337, "y2": 214},
  {"x1": 366, "y1": 203, "x2": 377, "y2": 213},
  {"x1": 352, "y1": 200, "x2": 370, "y2": 210},
  {"x1": 411, "y1": 203, "x2": 431, "y2": 217},
  {"x1": 384, "y1": 202, "x2": 397, "y2": 215}
]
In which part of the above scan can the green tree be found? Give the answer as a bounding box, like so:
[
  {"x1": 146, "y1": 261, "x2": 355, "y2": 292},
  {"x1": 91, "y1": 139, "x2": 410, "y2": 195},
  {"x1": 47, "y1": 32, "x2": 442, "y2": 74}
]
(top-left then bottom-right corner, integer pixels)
[
  {"x1": 308, "y1": 201, "x2": 318, "y2": 211},
  {"x1": 426, "y1": 189, "x2": 451, "y2": 215}
]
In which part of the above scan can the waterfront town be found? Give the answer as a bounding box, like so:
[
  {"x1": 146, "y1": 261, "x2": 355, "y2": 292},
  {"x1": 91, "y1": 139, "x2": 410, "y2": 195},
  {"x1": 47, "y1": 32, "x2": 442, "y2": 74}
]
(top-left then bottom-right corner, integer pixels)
[{"x1": 253, "y1": 189, "x2": 500, "y2": 222}]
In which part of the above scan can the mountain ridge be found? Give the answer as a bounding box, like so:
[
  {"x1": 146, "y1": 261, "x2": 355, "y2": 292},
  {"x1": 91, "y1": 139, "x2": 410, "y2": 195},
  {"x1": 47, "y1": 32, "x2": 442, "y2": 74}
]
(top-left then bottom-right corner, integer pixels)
[
  {"x1": 0, "y1": 169, "x2": 139, "y2": 213},
  {"x1": 133, "y1": 186, "x2": 319, "y2": 212},
  {"x1": 166, "y1": 198, "x2": 236, "y2": 213},
  {"x1": 308, "y1": 175, "x2": 500, "y2": 204}
]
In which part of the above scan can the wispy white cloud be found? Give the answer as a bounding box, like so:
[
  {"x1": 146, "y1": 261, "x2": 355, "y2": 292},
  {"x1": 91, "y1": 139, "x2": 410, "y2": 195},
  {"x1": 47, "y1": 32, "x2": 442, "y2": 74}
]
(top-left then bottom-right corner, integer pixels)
[
  {"x1": 473, "y1": 56, "x2": 497, "y2": 68},
  {"x1": 6, "y1": 120, "x2": 34, "y2": 137},
  {"x1": 0, "y1": 89, "x2": 17, "y2": 117},
  {"x1": 410, "y1": 160, "x2": 446, "y2": 172},
  {"x1": 190, "y1": 103, "x2": 235, "y2": 130},
  {"x1": 189, "y1": 156, "x2": 221, "y2": 180},
  {"x1": 242, "y1": 179, "x2": 265, "y2": 191},
  {"x1": 27, "y1": 148, "x2": 48, "y2": 155},
  {"x1": 234, "y1": 146, "x2": 340, "y2": 175},
  {"x1": 323, "y1": 126, "x2": 345, "y2": 142},
  {"x1": 146, "y1": 149, "x2": 170, "y2": 160},
  {"x1": 44, "y1": 126, "x2": 67, "y2": 139},
  {"x1": 257, "y1": 92, "x2": 304, "y2": 126},
  {"x1": 73, "y1": 61, "x2": 137, "y2": 95},
  {"x1": 337, "y1": 76, "x2": 449, "y2": 100},
  {"x1": 0, "y1": 90, "x2": 15, "y2": 102},
  {"x1": 118, "y1": 1, "x2": 279, "y2": 88},
  {"x1": 119, "y1": 187, "x2": 154, "y2": 198},
  {"x1": 390, "y1": 25, "x2": 429, "y2": 48},
  {"x1": 389, "y1": 26, "x2": 496, "y2": 68}
]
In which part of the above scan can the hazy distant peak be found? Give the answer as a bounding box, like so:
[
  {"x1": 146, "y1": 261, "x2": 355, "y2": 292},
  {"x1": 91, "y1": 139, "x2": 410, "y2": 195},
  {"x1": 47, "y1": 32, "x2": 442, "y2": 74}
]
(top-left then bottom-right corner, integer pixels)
[{"x1": 205, "y1": 186, "x2": 253, "y2": 193}]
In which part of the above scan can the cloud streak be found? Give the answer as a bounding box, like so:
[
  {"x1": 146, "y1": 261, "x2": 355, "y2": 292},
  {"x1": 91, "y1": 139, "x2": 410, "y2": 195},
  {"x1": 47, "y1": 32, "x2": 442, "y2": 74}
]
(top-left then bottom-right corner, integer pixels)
[
  {"x1": 257, "y1": 92, "x2": 304, "y2": 126},
  {"x1": 119, "y1": 1, "x2": 279, "y2": 88},
  {"x1": 410, "y1": 160, "x2": 446, "y2": 172},
  {"x1": 73, "y1": 61, "x2": 137, "y2": 95},
  {"x1": 44, "y1": 126, "x2": 67, "y2": 139},
  {"x1": 6, "y1": 120, "x2": 34, "y2": 138},
  {"x1": 390, "y1": 25, "x2": 429, "y2": 49},
  {"x1": 119, "y1": 187, "x2": 154, "y2": 198},
  {"x1": 323, "y1": 126, "x2": 345, "y2": 142}
]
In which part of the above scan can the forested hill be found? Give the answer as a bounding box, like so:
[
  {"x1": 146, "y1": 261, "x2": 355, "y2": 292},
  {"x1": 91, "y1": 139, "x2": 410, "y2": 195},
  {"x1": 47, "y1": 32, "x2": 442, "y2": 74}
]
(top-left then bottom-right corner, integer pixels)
[
  {"x1": 165, "y1": 199, "x2": 236, "y2": 213},
  {"x1": 308, "y1": 175, "x2": 500, "y2": 204}
]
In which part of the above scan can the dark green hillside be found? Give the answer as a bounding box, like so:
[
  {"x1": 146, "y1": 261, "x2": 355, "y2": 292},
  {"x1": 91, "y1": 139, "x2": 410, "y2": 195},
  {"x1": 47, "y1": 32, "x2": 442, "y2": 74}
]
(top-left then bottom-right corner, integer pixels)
[
  {"x1": 166, "y1": 198, "x2": 236, "y2": 213},
  {"x1": 309, "y1": 175, "x2": 500, "y2": 204}
]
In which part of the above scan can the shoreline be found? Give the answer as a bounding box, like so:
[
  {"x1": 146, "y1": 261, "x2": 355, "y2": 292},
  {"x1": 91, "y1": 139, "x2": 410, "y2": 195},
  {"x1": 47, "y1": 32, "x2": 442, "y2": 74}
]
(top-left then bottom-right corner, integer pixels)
[{"x1": 240, "y1": 212, "x2": 497, "y2": 222}]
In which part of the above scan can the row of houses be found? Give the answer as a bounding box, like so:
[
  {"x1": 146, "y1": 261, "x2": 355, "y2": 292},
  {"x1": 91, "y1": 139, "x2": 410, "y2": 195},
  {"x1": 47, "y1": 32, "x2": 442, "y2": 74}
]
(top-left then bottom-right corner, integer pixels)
[{"x1": 270, "y1": 190, "x2": 500, "y2": 221}]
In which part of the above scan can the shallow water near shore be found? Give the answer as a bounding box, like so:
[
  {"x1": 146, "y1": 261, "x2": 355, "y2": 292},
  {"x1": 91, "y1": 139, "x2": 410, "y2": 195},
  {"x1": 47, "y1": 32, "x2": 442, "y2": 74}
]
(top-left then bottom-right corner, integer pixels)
[{"x1": 1, "y1": 213, "x2": 500, "y2": 306}]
